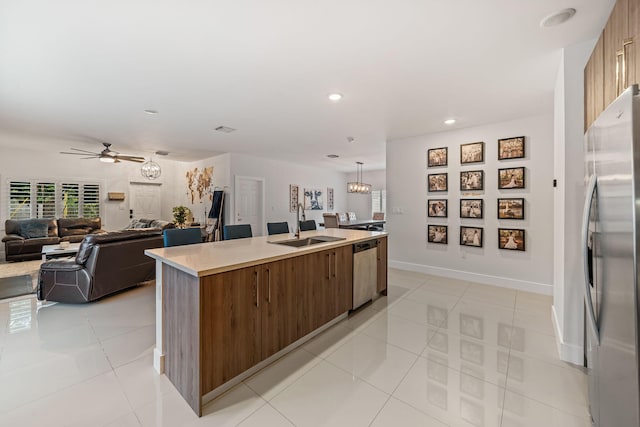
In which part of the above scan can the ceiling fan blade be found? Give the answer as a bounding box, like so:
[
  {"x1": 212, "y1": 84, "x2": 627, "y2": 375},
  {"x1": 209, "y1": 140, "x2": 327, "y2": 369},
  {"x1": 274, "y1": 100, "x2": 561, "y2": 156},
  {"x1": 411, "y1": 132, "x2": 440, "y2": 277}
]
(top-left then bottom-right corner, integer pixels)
[
  {"x1": 116, "y1": 155, "x2": 146, "y2": 163},
  {"x1": 69, "y1": 147, "x2": 100, "y2": 154},
  {"x1": 60, "y1": 151, "x2": 97, "y2": 156},
  {"x1": 80, "y1": 156, "x2": 97, "y2": 159}
]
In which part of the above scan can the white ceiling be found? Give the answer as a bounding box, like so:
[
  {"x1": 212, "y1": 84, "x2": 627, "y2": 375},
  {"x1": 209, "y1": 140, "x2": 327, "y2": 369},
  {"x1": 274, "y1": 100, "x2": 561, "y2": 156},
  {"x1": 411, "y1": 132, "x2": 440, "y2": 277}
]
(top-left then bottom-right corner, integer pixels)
[{"x1": 0, "y1": 0, "x2": 613, "y2": 172}]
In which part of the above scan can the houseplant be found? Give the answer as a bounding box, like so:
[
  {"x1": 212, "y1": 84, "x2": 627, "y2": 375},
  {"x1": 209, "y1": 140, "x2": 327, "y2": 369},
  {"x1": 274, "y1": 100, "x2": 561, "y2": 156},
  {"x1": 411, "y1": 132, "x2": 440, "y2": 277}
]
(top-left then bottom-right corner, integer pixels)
[{"x1": 172, "y1": 206, "x2": 191, "y2": 228}]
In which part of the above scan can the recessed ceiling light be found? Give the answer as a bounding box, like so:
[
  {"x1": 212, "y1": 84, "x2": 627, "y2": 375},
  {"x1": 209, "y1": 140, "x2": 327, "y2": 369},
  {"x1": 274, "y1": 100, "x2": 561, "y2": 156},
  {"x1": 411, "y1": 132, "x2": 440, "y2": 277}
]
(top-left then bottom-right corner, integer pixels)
[
  {"x1": 214, "y1": 126, "x2": 236, "y2": 133},
  {"x1": 328, "y1": 93, "x2": 343, "y2": 101},
  {"x1": 327, "y1": 154, "x2": 340, "y2": 158},
  {"x1": 155, "y1": 150, "x2": 170, "y2": 156},
  {"x1": 540, "y1": 8, "x2": 576, "y2": 28},
  {"x1": 444, "y1": 119, "x2": 456, "y2": 125},
  {"x1": 144, "y1": 109, "x2": 158, "y2": 115}
]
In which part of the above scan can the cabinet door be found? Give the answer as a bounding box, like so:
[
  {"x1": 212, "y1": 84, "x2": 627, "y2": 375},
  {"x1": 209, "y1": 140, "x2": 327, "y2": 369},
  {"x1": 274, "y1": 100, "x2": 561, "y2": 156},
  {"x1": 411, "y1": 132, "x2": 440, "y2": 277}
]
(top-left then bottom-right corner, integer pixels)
[
  {"x1": 296, "y1": 250, "x2": 329, "y2": 334},
  {"x1": 333, "y1": 245, "x2": 354, "y2": 315},
  {"x1": 604, "y1": 0, "x2": 629, "y2": 105},
  {"x1": 200, "y1": 267, "x2": 261, "y2": 394},
  {"x1": 377, "y1": 237, "x2": 388, "y2": 294},
  {"x1": 261, "y1": 258, "x2": 298, "y2": 359}
]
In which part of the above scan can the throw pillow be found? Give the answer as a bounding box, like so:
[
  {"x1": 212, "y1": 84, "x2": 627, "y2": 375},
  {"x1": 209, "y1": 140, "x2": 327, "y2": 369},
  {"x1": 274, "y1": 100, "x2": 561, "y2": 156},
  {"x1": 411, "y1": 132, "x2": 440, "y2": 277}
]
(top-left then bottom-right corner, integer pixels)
[{"x1": 19, "y1": 222, "x2": 49, "y2": 239}]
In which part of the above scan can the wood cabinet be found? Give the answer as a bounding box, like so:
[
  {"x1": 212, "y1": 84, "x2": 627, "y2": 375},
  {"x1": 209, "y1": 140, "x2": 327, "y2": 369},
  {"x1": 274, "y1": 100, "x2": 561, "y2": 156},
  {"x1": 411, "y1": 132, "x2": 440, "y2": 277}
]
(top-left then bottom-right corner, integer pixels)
[
  {"x1": 377, "y1": 236, "x2": 388, "y2": 294},
  {"x1": 200, "y1": 267, "x2": 261, "y2": 394},
  {"x1": 585, "y1": 0, "x2": 640, "y2": 130},
  {"x1": 260, "y1": 258, "x2": 298, "y2": 359}
]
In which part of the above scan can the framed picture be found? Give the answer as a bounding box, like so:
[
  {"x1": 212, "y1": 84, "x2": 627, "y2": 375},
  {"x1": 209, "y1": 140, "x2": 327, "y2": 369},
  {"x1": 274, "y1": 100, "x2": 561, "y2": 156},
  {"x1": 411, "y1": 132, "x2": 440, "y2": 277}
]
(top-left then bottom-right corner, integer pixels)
[
  {"x1": 428, "y1": 199, "x2": 448, "y2": 217},
  {"x1": 428, "y1": 225, "x2": 448, "y2": 244},
  {"x1": 428, "y1": 147, "x2": 448, "y2": 167},
  {"x1": 460, "y1": 142, "x2": 484, "y2": 164},
  {"x1": 289, "y1": 185, "x2": 299, "y2": 212},
  {"x1": 428, "y1": 173, "x2": 448, "y2": 192},
  {"x1": 303, "y1": 188, "x2": 323, "y2": 210},
  {"x1": 460, "y1": 170, "x2": 484, "y2": 191},
  {"x1": 327, "y1": 187, "x2": 334, "y2": 210},
  {"x1": 498, "y1": 167, "x2": 525, "y2": 189},
  {"x1": 460, "y1": 199, "x2": 483, "y2": 219},
  {"x1": 460, "y1": 226, "x2": 483, "y2": 247},
  {"x1": 497, "y1": 198, "x2": 524, "y2": 219},
  {"x1": 498, "y1": 228, "x2": 525, "y2": 251},
  {"x1": 498, "y1": 136, "x2": 525, "y2": 160}
]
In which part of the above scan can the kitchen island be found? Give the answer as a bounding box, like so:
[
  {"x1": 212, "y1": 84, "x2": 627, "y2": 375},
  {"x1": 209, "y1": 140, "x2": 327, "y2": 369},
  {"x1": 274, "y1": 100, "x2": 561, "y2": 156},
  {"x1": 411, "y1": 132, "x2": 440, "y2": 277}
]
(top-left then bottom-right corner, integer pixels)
[{"x1": 145, "y1": 228, "x2": 387, "y2": 416}]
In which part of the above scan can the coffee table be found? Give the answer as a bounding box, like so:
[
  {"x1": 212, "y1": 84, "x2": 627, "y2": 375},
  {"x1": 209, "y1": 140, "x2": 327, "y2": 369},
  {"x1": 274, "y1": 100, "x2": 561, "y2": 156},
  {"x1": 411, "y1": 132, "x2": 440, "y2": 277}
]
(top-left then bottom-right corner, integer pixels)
[{"x1": 41, "y1": 242, "x2": 81, "y2": 261}]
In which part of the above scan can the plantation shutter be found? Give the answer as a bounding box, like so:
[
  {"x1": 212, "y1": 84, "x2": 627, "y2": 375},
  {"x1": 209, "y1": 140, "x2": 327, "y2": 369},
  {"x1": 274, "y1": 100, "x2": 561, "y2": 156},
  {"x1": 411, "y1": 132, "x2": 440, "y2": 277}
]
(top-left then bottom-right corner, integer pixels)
[
  {"x1": 36, "y1": 182, "x2": 56, "y2": 218},
  {"x1": 60, "y1": 183, "x2": 80, "y2": 218},
  {"x1": 8, "y1": 181, "x2": 31, "y2": 219},
  {"x1": 81, "y1": 184, "x2": 100, "y2": 218}
]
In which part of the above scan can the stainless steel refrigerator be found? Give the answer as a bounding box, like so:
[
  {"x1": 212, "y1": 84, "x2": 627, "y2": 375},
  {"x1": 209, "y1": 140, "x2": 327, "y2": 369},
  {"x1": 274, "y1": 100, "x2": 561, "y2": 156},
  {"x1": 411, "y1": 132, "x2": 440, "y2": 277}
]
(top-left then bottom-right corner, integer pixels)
[{"x1": 583, "y1": 84, "x2": 640, "y2": 426}]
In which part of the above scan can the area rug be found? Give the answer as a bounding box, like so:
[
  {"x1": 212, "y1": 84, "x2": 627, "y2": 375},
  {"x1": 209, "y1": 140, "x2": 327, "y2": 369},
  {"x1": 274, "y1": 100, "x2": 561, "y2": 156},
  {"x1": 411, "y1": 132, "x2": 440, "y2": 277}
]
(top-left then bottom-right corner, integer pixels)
[{"x1": 0, "y1": 260, "x2": 41, "y2": 300}]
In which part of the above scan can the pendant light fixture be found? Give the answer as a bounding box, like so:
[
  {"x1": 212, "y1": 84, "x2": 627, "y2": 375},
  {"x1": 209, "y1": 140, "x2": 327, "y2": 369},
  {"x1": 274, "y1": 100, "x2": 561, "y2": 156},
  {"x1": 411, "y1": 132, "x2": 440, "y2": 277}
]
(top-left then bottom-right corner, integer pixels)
[
  {"x1": 141, "y1": 157, "x2": 161, "y2": 180},
  {"x1": 347, "y1": 161, "x2": 371, "y2": 194}
]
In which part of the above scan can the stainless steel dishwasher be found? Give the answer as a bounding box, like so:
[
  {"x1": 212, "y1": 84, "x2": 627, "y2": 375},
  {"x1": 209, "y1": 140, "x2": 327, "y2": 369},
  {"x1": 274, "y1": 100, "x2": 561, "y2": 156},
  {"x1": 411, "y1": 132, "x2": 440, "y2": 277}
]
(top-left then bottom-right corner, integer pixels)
[{"x1": 352, "y1": 239, "x2": 378, "y2": 310}]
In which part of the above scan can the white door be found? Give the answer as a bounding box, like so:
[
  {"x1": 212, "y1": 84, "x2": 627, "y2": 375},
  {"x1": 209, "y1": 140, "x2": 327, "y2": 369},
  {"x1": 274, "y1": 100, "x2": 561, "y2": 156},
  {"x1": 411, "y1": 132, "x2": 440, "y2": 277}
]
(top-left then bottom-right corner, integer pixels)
[
  {"x1": 234, "y1": 176, "x2": 264, "y2": 236},
  {"x1": 129, "y1": 183, "x2": 162, "y2": 220}
]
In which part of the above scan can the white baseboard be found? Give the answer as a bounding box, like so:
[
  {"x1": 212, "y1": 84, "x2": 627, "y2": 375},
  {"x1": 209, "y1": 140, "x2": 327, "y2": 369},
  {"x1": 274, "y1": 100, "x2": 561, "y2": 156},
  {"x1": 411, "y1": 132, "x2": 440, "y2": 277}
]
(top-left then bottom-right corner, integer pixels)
[
  {"x1": 389, "y1": 260, "x2": 553, "y2": 295},
  {"x1": 552, "y1": 304, "x2": 584, "y2": 365}
]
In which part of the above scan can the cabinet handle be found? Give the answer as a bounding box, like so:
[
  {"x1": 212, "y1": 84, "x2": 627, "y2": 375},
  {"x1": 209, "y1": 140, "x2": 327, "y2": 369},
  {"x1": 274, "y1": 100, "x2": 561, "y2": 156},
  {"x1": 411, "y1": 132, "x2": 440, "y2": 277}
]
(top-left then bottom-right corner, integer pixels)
[
  {"x1": 624, "y1": 39, "x2": 633, "y2": 90},
  {"x1": 267, "y1": 268, "x2": 271, "y2": 303},
  {"x1": 333, "y1": 252, "x2": 337, "y2": 279},
  {"x1": 617, "y1": 48, "x2": 625, "y2": 96},
  {"x1": 255, "y1": 270, "x2": 259, "y2": 308},
  {"x1": 327, "y1": 253, "x2": 331, "y2": 280}
]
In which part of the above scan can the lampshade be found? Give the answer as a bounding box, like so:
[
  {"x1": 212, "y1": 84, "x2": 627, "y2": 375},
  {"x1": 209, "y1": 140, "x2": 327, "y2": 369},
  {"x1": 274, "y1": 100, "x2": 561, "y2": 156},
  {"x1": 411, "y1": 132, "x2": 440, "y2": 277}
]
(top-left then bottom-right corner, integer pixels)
[
  {"x1": 347, "y1": 162, "x2": 371, "y2": 194},
  {"x1": 141, "y1": 160, "x2": 161, "y2": 179}
]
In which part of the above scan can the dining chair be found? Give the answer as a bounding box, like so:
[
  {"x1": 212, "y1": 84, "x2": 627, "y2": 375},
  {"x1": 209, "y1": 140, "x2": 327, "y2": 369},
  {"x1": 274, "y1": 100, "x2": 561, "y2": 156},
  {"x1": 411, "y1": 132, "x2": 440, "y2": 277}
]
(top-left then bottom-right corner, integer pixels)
[
  {"x1": 338, "y1": 213, "x2": 348, "y2": 222},
  {"x1": 223, "y1": 224, "x2": 253, "y2": 240},
  {"x1": 322, "y1": 213, "x2": 339, "y2": 228},
  {"x1": 163, "y1": 228, "x2": 203, "y2": 247},
  {"x1": 299, "y1": 220, "x2": 317, "y2": 231},
  {"x1": 347, "y1": 212, "x2": 357, "y2": 221},
  {"x1": 372, "y1": 212, "x2": 385, "y2": 220},
  {"x1": 267, "y1": 222, "x2": 289, "y2": 235}
]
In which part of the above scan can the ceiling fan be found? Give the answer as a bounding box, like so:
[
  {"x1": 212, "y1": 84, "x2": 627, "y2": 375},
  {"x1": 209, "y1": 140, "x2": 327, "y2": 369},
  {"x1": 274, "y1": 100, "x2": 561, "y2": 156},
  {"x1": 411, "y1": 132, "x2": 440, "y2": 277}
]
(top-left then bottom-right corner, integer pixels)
[{"x1": 60, "y1": 142, "x2": 145, "y2": 163}]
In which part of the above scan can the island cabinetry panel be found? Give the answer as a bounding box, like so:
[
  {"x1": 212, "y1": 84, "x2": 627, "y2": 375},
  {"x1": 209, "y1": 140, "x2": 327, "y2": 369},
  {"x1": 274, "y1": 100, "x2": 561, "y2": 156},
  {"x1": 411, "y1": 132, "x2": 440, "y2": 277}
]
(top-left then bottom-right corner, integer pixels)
[
  {"x1": 377, "y1": 236, "x2": 388, "y2": 293},
  {"x1": 298, "y1": 246, "x2": 353, "y2": 332},
  {"x1": 163, "y1": 265, "x2": 202, "y2": 414},
  {"x1": 200, "y1": 267, "x2": 261, "y2": 395},
  {"x1": 260, "y1": 258, "x2": 299, "y2": 359}
]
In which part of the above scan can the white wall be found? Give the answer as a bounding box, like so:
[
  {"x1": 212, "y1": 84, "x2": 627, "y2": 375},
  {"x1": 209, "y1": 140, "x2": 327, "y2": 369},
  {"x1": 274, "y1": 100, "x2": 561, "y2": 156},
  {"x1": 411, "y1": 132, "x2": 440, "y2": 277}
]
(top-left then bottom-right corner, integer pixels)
[
  {"x1": 552, "y1": 39, "x2": 595, "y2": 364},
  {"x1": 174, "y1": 153, "x2": 232, "y2": 225},
  {"x1": 346, "y1": 169, "x2": 386, "y2": 220},
  {"x1": 228, "y1": 153, "x2": 348, "y2": 235},
  {"x1": 386, "y1": 114, "x2": 554, "y2": 294}
]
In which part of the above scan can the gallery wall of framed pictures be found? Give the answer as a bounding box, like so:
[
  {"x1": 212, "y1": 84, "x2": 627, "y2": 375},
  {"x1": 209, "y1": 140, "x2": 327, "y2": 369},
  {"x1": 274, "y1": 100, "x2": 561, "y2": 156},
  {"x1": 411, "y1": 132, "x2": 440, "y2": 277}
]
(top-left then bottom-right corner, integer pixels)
[{"x1": 426, "y1": 135, "x2": 527, "y2": 251}]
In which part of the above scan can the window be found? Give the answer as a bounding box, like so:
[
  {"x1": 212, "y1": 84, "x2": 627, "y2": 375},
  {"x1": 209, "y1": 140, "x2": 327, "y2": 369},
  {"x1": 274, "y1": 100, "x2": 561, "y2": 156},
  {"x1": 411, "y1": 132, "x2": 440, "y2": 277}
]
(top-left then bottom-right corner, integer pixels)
[
  {"x1": 371, "y1": 189, "x2": 386, "y2": 216},
  {"x1": 7, "y1": 180, "x2": 101, "y2": 219}
]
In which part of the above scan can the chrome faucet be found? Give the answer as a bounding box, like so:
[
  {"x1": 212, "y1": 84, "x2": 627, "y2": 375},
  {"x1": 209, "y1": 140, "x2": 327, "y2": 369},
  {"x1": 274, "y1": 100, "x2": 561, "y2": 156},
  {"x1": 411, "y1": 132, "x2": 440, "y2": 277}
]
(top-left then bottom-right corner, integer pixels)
[{"x1": 295, "y1": 202, "x2": 305, "y2": 238}]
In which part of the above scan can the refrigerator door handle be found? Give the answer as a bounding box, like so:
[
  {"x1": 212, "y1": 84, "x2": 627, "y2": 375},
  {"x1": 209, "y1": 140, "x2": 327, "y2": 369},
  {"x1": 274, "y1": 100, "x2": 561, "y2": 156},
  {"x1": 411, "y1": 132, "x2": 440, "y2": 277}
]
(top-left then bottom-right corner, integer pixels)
[{"x1": 582, "y1": 174, "x2": 600, "y2": 345}]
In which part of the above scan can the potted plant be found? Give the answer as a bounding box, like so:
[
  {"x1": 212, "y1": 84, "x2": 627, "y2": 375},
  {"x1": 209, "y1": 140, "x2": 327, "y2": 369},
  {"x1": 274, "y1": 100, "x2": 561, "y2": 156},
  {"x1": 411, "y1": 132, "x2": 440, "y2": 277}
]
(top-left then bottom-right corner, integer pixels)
[{"x1": 172, "y1": 206, "x2": 191, "y2": 228}]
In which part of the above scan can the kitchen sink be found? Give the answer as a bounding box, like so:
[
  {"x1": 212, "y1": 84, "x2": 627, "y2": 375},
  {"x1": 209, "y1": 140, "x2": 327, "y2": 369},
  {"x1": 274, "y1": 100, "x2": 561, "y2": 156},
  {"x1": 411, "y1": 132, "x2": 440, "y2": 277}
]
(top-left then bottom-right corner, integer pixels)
[{"x1": 270, "y1": 235, "x2": 346, "y2": 247}]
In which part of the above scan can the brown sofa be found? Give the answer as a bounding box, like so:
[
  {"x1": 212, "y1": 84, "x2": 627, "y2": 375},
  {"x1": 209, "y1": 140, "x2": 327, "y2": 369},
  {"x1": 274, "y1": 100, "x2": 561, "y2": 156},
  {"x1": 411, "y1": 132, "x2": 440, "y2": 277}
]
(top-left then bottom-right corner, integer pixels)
[
  {"x1": 3, "y1": 218, "x2": 104, "y2": 262},
  {"x1": 37, "y1": 229, "x2": 164, "y2": 303}
]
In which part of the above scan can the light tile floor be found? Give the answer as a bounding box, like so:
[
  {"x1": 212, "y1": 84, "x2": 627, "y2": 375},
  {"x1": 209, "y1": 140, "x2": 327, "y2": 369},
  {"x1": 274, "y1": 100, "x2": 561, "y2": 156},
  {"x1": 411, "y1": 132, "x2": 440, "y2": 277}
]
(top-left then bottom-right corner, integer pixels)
[{"x1": 0, "y1": 269, "x2": 590, "y2": 426}]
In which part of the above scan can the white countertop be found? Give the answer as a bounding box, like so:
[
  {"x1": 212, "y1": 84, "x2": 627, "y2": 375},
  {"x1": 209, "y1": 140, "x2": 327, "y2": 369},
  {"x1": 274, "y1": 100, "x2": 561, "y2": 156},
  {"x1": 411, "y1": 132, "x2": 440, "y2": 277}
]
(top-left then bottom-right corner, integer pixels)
[{"x1": 145, "y1": 228, "x2": 387, "y2": 277}]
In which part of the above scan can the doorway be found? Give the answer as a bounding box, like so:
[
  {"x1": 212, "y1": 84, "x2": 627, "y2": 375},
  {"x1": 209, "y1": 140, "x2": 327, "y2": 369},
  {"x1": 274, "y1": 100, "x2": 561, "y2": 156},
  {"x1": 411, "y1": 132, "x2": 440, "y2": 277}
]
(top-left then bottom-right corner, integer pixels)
[
  {"x1": 234, "y1": 176, "x2": 265, "y2": 236},
  {"x1": 129, "y1": 182, "x2": 162, "y2": 220}
]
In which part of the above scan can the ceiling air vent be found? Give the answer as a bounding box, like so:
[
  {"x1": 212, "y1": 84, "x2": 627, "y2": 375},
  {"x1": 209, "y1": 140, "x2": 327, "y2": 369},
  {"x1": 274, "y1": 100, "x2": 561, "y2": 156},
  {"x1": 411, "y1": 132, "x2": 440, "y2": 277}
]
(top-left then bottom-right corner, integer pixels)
[
  {"x1": 215, "y1": 126, "x2": 236, "y2": 133},
  {"x1": 155, "y1": 150, "x2": 170, "y2": 156}
]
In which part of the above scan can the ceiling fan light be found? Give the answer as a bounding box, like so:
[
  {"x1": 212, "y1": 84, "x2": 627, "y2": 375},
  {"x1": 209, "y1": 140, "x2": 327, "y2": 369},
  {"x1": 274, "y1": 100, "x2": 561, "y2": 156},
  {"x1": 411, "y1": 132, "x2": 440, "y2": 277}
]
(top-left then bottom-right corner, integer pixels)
[{"x1": 99, "y1": 156, "x2": 116, "y2": 163}]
